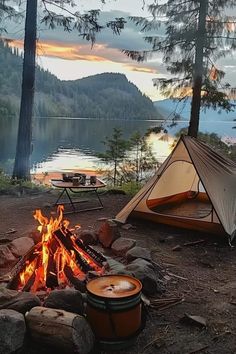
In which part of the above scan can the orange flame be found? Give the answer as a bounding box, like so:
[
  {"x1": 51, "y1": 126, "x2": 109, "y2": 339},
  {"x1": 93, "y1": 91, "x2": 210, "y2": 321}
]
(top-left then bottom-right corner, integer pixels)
[{"x1": 17, "y1": 206, "x2": 102, "y2": 292}]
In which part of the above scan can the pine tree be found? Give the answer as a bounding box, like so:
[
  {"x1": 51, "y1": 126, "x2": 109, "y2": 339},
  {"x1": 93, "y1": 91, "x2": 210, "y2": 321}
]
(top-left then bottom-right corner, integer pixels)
[
  {"x1": 98, "y1": 128, "x2": 130, "y2": 186},
  {"x1": 124, "y1": 0, "x2": 236, "y2": 137},
  {"x1": 128, "y1": 131, "x2": 157, "y2": 182}
]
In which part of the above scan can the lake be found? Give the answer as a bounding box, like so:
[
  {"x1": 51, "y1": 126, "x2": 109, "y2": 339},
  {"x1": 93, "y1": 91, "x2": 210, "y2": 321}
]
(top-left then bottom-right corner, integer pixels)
[{"x1": 0, "y1": 116, "x2": 236, "y2": 174}]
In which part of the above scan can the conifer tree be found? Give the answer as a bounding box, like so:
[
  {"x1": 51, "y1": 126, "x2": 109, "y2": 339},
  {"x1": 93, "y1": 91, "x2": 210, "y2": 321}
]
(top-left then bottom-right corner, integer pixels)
[
  {"x1": 128, "y1": 131, "x2": 157, "y2": 182},
  {"x1": 124, "y1": 0, "x2": 236, "y2": 137},
  {"x1": 98, "y1": 128, "x2": 130, "y2": 186}
]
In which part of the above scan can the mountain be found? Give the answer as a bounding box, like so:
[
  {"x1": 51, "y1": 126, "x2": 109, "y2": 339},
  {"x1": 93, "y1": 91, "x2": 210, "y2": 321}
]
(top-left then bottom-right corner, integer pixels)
[
  {"x1": 154, "y1": 98, "x2": 236, "y2": 122},
  {"x1": 0, "y1": 41, "x2": 160, "y2": 120}
]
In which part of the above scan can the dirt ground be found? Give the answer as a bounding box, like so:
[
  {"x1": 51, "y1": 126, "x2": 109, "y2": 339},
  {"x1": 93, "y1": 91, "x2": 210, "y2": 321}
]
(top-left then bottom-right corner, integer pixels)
[{"x1": 1, "y1": 191, "x2": 236, "y2": 354}]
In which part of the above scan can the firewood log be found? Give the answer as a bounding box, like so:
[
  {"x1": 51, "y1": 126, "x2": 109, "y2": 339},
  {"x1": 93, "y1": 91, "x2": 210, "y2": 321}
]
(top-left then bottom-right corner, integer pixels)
[
  {"x1": 7, "y1": 243, "x2": 42, "y2": 290},
  {"x1": 25, "y1": 306, "x2": 94, "y2": 354}
]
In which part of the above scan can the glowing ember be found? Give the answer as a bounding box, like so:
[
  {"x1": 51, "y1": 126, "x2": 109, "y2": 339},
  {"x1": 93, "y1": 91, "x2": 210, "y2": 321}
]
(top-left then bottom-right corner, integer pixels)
[{"x1": 8, "y1": 205, "x2": 105, "y2": 292}]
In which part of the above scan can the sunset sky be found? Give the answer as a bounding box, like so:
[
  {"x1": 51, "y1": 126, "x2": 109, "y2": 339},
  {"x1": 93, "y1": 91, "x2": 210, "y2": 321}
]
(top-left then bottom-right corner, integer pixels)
[{"x1": 4, "y1": 0, "x2": 236, "y2": 101}]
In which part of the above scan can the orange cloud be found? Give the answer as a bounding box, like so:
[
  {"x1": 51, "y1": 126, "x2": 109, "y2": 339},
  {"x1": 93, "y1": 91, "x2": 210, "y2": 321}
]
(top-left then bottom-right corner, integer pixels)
[
  {"x1": 8, "y1": 39, "x2": 110, "y2": 62},
  {"x1": 8, "y1": 38, "x2": 160, "y2": 75},
  {"x1": 125, "y1": 65, "x2": 157, "y2": 74}
]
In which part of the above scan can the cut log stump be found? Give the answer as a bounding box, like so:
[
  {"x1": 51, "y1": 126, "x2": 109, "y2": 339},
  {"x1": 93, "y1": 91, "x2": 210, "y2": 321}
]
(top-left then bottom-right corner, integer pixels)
[{"x1": 25, "y1": 306, "x2": 94, "y2": 354}]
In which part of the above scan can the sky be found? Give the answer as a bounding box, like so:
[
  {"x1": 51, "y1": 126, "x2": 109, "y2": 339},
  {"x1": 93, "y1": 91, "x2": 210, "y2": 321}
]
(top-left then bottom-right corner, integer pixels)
[{"x1": 3, "y1": 0, "x2": 236, "y2": 101}]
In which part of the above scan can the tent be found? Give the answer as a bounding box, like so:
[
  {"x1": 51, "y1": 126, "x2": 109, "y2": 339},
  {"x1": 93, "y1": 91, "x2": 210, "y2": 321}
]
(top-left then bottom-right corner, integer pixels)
[{"x1": 116, "y1": 135, "x2": 236, "y2": 242}]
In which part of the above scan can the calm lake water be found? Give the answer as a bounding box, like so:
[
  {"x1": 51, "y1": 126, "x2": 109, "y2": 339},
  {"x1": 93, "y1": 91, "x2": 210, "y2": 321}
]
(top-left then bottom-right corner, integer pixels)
[{"x1": 0, "y1": 116, "x2": 236, "y2": 174}]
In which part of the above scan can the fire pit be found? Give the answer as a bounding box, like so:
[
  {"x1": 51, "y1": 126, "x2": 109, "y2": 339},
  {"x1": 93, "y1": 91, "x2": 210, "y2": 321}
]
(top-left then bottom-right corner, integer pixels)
[
  {"x1": 0, "y1": 203, "x2": 170, "y2": 354},
  {"x1": 7, "y1": 205, "x2": 106, "y2": 292}
]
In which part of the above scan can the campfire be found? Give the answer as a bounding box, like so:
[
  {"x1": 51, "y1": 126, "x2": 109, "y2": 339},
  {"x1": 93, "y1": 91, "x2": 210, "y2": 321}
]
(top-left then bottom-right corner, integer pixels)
[{"x1": 7, "y1": 205, "x2": 106, "y2": 292}]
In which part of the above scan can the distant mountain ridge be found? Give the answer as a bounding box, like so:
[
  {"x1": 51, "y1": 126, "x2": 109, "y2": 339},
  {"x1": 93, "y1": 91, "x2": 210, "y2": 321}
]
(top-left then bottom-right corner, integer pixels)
[
  {"x1": 154, "y1": 98, "x2": 236, "y2": 122},
  {"x1": 0, "y1": 41, "x2": 160, "y2": 120}
]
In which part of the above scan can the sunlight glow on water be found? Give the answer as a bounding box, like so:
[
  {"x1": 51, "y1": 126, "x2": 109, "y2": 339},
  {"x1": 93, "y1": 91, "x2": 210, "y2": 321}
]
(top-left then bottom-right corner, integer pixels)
[
  {"x1": 147, "y1": 132, "x2": 175, "y2": 163},
  {"x1": 31, "y1": 148, "x2": 105, "y2": 173},
  {"x1": 32, "y1": 131, "x2": 175, "y2": 174}
]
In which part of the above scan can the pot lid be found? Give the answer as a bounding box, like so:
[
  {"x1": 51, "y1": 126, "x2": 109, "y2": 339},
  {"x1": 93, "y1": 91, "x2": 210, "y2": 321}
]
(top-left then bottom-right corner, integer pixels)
[{"x1": 86, "y1": 275, "x2": 142, "y2": 298}]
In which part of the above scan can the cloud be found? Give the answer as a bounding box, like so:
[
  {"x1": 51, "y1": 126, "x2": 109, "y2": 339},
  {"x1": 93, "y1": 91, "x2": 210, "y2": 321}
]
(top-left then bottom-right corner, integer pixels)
[
  {"x1": 9, "y1": 39, "x2": 110, "y2": 62},
  {"x1": 4, "y1": 3, "x2": 236, "y2": 98},
  {"x1": 8, "y1": 37, "x2": 166, "y2": 76},
  {"x1": 125, "y1": 65, "x2": 157, "y2": 74}
]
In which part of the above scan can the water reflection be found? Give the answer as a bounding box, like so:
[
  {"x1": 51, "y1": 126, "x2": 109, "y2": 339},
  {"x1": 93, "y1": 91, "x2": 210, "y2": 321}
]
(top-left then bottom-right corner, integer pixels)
[{"x1": 0, "y1": 116, "x2": 235, "y2": 174}]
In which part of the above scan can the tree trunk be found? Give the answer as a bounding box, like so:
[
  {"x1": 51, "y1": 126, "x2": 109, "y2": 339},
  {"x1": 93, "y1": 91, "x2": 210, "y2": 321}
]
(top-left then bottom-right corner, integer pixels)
[
  {"x1": 188, "y1": 0, "x2": 208, "y2": 138},
  {"x1": 26, "y1": 307, "x2": 94, "y2": 354},
  {"x1": 12, "y1": 0, "x2": 37, "y2": 180},
  {"x1": 114, "y1": 160, "x2": 117, "y2": 186}
]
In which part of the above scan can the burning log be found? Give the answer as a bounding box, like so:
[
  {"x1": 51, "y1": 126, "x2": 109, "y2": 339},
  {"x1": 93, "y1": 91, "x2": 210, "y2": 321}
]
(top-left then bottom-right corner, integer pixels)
[
  {"x1": 64, "y1": 266, "x2": 86, "y2": 293},
  {"x1": 7, "y1": 243, "x2": 42, "y2": 290},
  {"x1": 7, "y1": 206, "x2": 105, "y2": 293},
  {"x1": 60, "y1": 227, "x2": 107, "y2": 268},
  {"x1": 45, "y1": 238, "x2": 59, "y2": 289},
  {"x1": 54, "y1": 229, "x2": 92, "y2": 274},
  {"x1": 26, "y1": 307, "x2": 94, "y2": 354},
  {"x1": 75, "y1": 237, "x2": 106, "y2": 265}
]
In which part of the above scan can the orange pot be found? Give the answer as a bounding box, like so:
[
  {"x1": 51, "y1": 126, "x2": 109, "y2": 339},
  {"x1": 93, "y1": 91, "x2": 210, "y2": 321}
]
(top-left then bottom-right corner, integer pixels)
[{"x1": 86, "y1": 275, "x2": 142, "y2": 349}]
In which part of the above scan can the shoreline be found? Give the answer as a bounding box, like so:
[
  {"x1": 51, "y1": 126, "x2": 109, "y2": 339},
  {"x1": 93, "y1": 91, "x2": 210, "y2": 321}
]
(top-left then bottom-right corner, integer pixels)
[{"x1": 32, "y1": 169, "x2": 102, "y2": 185}]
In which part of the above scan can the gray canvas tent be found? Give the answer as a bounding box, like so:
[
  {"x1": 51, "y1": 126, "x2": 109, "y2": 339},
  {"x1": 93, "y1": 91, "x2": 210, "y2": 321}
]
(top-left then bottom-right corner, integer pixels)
[{"x1": 116, "y1": 135, "x2": 236, "y2": 242}]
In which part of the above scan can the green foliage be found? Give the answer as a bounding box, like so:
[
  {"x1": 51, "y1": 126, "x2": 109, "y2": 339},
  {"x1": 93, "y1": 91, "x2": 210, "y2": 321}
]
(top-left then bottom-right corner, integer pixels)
[
  {"x1": 0, "y1": 42, "x2": 157, "y2": 119},
  {"x1": 98, "y1": 128, "x2": 158, "y2": 186},
  {"x1": 40, "y1": 1, "x2": 126, "y2": 46},
  {"x1": 0, "y1": 168, "x2": 44, "y2": 195},
  {"x1": 98, "y1": 128, "x2": 130, "y2": 186},
  {"x1": 127, "y1": 131, "x2": 158, "y2": 182},
  {"x1": 115, "y1": 181, "x2": 143, "y2": 196},
  {"x1": 0, "y1": 1, "x2": 22, "y2": 34}
]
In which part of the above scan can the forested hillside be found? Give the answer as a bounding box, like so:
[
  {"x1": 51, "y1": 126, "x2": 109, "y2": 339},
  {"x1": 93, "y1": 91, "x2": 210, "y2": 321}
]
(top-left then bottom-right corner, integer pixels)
[{"x1": 0, "y1": 41, "x2": 159, "y2": 119}]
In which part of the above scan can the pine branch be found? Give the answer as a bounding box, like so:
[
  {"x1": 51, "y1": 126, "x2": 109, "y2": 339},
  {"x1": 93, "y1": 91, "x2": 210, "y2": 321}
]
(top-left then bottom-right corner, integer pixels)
[
  {"x1": 41, "y1": 0, "x2": 125, "y2": 44},
  {"x1": 207, "y1": 36, "x2": 236, "y2": 41}
]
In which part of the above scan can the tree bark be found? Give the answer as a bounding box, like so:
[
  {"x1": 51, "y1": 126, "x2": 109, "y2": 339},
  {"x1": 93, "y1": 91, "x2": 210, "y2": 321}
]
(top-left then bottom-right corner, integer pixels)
[
  {"x1": 26, "y1": 307, "x2": 94, "y2": 354},
  {"x1": 12, "y1": 0, "x2": 37, "y2": 180},
  {"x1": 188, "y1": 0, "x2": 208, "y2": 138}
]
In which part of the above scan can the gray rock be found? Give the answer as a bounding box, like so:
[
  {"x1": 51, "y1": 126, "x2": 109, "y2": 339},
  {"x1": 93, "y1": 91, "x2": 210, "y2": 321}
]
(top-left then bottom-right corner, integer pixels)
[
  {"x1": 77, "y1": 229, "x2": 98, "y2": 245},
  {"x1": 126, "y1": 258, "x2": 155, "y2": 271},
  {"x1": 126, "y1": 246, "x2": 152, "y2": 262},
  {"x1": 0, "y1": 309, "x2": 26, "y2": 354},
  {"x1": 106, "y1": 257, "x2": 126, "y2": 273},
  {"x1": 125, "y1": 258, "x2": 165, "y2": 296},
  {"x1": 98, "y1": 219, "x2": 121, "y2": 248},
  {"x1": 111, "y1": 237, "x2": 136, "y2": 256},
  {"x1": 44, "y1": 289, "x2": 84, "y2": 315},
  {"x1": 0, "y1": 245, "x2": 17, "y2": 267},
  {"x1": 0, "y1": 287, "x2": 41, "y2": 314},
  {"x1": 10, "y1": 237, "x2": 34, "y2": 257}
]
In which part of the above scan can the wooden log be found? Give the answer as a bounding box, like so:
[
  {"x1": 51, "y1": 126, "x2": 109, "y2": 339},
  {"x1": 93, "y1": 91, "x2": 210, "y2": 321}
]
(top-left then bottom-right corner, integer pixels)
[
  {"x1": 64, "y1": 266, "x2": 86, "y2": 293},
  {"x1": 26, "y1": 306, "x2": 94, "y2": 354},
  {"x1": 54, "y1": 229, "x2": 92, "y2": 273},
  {"x1": 46, "y1": 238, "x2": 59, "y2": 289},
  {"x1": 7, "y1": 243, "x2": 42, "y2": 290},
  {"x1": 64, "y1": 227, "x2": 106, "y2": 265}
]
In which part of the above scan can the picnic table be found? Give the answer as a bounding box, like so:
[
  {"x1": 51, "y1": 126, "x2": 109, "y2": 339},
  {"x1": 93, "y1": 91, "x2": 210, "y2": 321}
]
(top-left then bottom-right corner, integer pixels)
[{"x1": 51, "y1": 178, "x2": 106, "y2": 214}]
